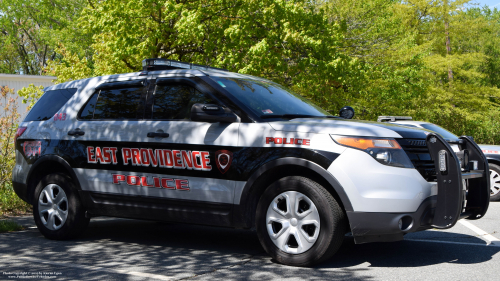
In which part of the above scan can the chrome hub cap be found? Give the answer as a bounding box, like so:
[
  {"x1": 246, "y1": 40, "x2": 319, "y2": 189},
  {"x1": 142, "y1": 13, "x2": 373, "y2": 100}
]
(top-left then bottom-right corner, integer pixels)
[
  {"x1": 266, "y1": 191, "x2": 320, "y2": 254},
  {"x1": 38, "y1": 184, "x2": 68, "y2": 230},
  {"x1": 491, "y1": 169, "x2": 500, "y2": 196}
]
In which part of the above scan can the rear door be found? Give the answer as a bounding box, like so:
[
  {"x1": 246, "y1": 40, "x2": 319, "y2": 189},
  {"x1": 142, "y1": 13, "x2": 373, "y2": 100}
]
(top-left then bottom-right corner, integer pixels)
[{"x1": 71, "y1": 78, "x2": 149, "y2": 196}]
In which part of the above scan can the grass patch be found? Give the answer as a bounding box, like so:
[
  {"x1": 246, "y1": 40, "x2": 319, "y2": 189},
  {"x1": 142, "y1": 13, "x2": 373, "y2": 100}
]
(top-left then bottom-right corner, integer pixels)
[
  {"x1": 0, "y1": 220, "x2": 24, "y2": 233},
  {"x1": 0, "y1": 182, "x2": 32, "y2": 217}
]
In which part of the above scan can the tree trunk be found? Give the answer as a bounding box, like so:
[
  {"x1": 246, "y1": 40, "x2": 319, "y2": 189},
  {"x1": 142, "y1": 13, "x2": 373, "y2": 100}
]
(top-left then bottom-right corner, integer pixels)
[{"x1": 445, "y1": 21, "x2": 453, "y2": 81}]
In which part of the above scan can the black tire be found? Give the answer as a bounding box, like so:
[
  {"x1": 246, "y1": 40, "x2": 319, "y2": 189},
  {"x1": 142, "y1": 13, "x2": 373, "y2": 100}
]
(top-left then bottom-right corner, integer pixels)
[
  {"x1": 33, "y1": 173, "x2": 89, "y2": 240},
  {"x1": 255, "y1": 176, "x2": 347, "y2": 266},
  {"x1": 490, "y1": 163, "x2": 500, "y2": 201}
]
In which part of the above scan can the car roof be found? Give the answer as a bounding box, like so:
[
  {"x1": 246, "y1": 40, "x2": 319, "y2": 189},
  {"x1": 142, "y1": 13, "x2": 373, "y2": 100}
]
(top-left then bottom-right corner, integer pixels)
[{"x1": 44, "y1": 68, "x2": 272, "y2": 92}]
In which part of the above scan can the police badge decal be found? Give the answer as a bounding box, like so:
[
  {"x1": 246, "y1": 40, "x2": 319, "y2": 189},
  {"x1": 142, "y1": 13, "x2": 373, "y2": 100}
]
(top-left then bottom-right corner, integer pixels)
[{"x1": 215, "y1": 150, "x2": 233, "y2": 174}]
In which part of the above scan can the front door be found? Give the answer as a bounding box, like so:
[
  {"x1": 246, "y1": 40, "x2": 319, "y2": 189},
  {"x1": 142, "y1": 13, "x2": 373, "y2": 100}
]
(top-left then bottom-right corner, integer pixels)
[
  {"x1": 71, "y1": 78, "x2": 150, "y2": 197},
  {"x1": 137, "y1": 77, "x2": 240, "y2": 205}
]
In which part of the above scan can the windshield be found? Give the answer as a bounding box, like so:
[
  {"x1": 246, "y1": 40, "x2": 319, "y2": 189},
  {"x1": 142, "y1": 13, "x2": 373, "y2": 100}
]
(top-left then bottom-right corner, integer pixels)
[
  {"x1": 210, "y1": 77, "x2": 329, "y2": 118},
  {"x1": 420, "y1": 124, "x2": 458, "y2": 139}
]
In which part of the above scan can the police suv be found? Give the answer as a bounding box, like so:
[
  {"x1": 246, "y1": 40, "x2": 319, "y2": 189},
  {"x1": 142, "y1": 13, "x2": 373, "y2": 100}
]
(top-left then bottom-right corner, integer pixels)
[{"x1": 12, "y1": 59, "x2": 490, "y2": 266}]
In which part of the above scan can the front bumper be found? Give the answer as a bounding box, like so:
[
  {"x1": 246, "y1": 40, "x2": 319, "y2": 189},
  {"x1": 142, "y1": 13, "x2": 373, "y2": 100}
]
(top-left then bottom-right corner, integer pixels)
[
  {"x1": 347, "y1": 196, "x2": 436, "y2": 244},
  {"x1": 344, "y1": 134, "x2": 490, "y2": 243}
]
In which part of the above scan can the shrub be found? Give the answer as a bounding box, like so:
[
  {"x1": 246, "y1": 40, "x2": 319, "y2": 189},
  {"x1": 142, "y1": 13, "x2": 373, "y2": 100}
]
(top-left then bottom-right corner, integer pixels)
[{"x1": 0, "y1": 86, "x2": 31, "y2": 216}]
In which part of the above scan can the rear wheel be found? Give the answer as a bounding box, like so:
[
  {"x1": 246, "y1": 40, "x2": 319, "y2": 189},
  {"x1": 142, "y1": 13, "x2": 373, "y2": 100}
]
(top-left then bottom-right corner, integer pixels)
[
  {"x1": 255, "y1": 176, "x2": 346, "y2": 266},
  {"x1": 33, "y1": 173, "x2": 89, "y2": 240},
  {"x1": 490, "y1": 164, "x2": 500, "y2": 201}
]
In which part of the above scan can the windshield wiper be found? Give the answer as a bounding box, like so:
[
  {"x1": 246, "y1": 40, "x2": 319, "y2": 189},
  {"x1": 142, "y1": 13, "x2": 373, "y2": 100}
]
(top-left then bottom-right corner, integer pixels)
[{"x1": 259, "y1": 114, "x2": 340, "y2": 119}]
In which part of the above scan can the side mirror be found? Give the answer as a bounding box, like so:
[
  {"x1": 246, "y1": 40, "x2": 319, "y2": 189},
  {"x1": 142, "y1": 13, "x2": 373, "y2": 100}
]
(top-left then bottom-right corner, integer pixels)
[
  {"x1": 191, "y1": 104, "x2": 240, "y2": 123},
  {"x1": 339, "y1": 106, "x2": 355, "y2": 119}
]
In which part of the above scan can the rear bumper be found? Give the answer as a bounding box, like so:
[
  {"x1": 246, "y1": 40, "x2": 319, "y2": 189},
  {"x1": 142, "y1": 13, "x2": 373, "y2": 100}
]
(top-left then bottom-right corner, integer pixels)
[
  {"x1": 347, "y1": 196, "x2": 436, "y2": 244},
  {"x1": 12, "y1": 181, "x2": 29, "y2": 204}
]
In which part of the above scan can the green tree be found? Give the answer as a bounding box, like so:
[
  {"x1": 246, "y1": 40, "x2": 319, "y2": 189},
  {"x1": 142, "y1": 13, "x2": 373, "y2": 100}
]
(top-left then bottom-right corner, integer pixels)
[
  {"x1": 315, "y1": 0, "x2": 429, "y2": 118},
  {"x1": 42, "y1": 0, "x2": 500, "y2": 144},
  {"x1": 50, "y1": 0, "x2": 350, "y2": 105},
  {"x1": 17, "y1": 84, "x2": 45, "y2": 110},
  {"x1": 0, "y1": 0, "x2": 89, "y2": 74},
  {"x1": 414, "y1": 3, "x2": 500, "y2": 144}
]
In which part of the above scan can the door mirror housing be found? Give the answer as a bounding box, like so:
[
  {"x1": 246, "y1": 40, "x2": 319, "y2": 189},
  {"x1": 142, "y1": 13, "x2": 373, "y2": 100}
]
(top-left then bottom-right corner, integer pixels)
[
  {"x1": 339, "y1": 106, "x2": 355, "y2": 119},
  {"x1": 191, "y1": 104, "x2": 241, "y2": 123}
]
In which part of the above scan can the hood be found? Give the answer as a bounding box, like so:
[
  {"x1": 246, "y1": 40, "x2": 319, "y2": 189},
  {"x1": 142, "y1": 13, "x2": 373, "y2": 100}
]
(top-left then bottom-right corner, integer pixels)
[{"x1": 268, "y1": 119, "x2": 431, "y2": 139}]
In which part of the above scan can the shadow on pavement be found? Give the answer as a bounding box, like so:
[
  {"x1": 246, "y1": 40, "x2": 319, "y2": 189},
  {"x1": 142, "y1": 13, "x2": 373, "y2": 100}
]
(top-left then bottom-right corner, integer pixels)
[
  {"x1": 1, "y1": 217, "x2": 499, "y2": 280},
  {"x1": 318, "y1": 233, "x2": 500, "y2": 269}
]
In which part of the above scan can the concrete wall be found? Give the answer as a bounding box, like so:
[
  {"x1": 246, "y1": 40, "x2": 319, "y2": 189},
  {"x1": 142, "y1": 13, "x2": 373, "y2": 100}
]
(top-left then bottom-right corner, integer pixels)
[{"x1": 0, "y1": 74, "x2": 56, "y2": 120}]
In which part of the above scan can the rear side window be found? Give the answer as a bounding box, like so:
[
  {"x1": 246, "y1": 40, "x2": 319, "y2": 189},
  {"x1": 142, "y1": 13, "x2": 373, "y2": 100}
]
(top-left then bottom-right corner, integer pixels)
[
  {"x1": 24, "y1": 88, "x2": 78, "y2": 121},
  {"x1": 152, "y1": 84, "x2": 215, "y2": 120},
  {"x1": 79, "y1": 85, "x2": 145, "y2": 120}
]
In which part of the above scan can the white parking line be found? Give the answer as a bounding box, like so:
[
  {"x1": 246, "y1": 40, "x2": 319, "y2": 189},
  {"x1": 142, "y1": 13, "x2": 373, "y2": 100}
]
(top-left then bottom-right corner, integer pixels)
[
  {"x1": 1, "y1": 254, "x2": 174, "y2": 280},
  {"x1": 404, "y1": 238, "x2": 500, "y2": 247},
  {"x1": 459, "y1": 220, "x2": 500, "y2": 245}
]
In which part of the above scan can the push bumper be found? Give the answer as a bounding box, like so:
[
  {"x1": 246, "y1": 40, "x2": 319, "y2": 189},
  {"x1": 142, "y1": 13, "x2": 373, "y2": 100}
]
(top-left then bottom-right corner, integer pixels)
[
  {"x1": 348, "y1": 133, "x2": 490, "y2": 244},
  {"x1": 427, "y1": 134, "x2": 490, "y2": 227}
]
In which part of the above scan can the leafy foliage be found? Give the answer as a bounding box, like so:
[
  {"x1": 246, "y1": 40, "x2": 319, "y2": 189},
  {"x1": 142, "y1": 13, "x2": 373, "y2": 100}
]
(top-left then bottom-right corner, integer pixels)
[
  {"x1": 0, "y1": 0, "x2": 88, "y2": 75},
  {"x1": 0, "y1": 87, "x2": 31, "y2": 216},
  {"x1": 0, "y1": 86, "x2": 19, "y2": 188},
  {"x1": 17, "y1": 84, "x2": 45, "y2": 110}
]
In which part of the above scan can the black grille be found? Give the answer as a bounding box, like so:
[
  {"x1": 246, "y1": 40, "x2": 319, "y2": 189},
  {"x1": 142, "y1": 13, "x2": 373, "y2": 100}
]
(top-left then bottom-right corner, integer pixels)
[
  {"x1": 397, "y1": 138, "x2": 436, "y2": 181},
  {"x1": 409, "y1": 140, "x2": 426, "y2": 147}
]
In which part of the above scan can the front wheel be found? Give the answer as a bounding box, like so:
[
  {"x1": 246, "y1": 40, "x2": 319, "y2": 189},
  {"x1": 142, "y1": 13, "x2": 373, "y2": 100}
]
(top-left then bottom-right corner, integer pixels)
[
  {"x1": 490, "y1": 163, "x2": 500, "y2": 201},
  {"x1": 33, "y1": 173, "x2": 89, "y2": 240},
  {"x1": 255, "y1": 176, "x2": 346, "y2": 266}
]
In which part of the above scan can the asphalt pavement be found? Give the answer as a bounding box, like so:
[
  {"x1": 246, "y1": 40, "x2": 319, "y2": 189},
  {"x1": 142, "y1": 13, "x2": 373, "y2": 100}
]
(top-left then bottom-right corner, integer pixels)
[{"x1": 1, "y1": 202, "x2": 500, "y2": 280}]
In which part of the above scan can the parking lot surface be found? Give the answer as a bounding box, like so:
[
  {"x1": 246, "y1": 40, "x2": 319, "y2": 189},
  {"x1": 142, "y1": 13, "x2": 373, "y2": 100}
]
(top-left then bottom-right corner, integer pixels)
[{"x1": 1, "y1": 202, "x2": 500, "y2": 280}]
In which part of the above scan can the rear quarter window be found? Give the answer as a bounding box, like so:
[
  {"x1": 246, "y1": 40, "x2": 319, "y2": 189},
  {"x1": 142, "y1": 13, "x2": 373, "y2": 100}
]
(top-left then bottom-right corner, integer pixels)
[{"x1": 24, "y1": 88, "x2": 78, "y2": 121}]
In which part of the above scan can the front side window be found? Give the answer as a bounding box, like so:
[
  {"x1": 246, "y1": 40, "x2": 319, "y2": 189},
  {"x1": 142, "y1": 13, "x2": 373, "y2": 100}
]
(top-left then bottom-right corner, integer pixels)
[
  {"x1": 80, "y1": 86, "x2": 144, "y2": 120},
  {"x1": 209, "y1": 77, "x2": 329, "y2": 119},
  {"x1": 152, "y1": 84, "x2": 215, "y2": 120}
]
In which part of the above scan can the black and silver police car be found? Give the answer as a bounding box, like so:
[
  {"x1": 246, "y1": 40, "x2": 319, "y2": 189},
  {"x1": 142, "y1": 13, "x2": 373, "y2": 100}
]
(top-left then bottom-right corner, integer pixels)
[{"x1": 12, "y1": 59, "x2": 490, "y2": 266}]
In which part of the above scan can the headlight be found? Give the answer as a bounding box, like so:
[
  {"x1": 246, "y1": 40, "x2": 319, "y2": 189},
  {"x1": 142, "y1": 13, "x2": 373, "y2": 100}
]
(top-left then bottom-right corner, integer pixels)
[{"x1": 331, "y1": 136, "x2": 414, "y2": 168}]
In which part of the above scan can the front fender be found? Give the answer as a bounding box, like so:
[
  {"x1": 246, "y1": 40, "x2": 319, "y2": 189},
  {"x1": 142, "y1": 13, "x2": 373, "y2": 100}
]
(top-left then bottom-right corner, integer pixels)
[{"x1": 232, "y1": 157, "x2": 353, "y2": 228}]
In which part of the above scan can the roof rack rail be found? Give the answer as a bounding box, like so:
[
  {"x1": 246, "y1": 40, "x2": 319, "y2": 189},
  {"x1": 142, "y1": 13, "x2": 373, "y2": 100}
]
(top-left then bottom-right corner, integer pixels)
[
  {"x1": 377, "y1": 116, "x2": 413, "y2": 122},
  {"x1": 142, "y1": 58, "x2": 228, "y2": 72}
]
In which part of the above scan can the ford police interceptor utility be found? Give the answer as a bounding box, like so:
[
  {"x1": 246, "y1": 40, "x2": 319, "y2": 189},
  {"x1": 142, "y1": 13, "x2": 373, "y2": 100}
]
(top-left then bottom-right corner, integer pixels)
[{"x1": 12, "y1": 58, "x2": 490, "y2": 266}]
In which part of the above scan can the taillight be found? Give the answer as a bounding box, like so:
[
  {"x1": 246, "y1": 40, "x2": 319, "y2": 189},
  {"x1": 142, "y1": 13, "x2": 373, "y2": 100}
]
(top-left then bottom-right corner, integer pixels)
[{"x1": 14, "y1": 127, "x2": 27, "y2": 144}]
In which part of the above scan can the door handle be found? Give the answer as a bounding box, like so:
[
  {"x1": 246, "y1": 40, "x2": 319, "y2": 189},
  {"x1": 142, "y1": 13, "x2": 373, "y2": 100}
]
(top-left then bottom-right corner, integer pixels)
[
  {"x1": 147, "y1": 132, "x2": 169, "y2": 138},
  {"x1": 68, "y1": 128, "x2": 85, "y2": 136}
]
